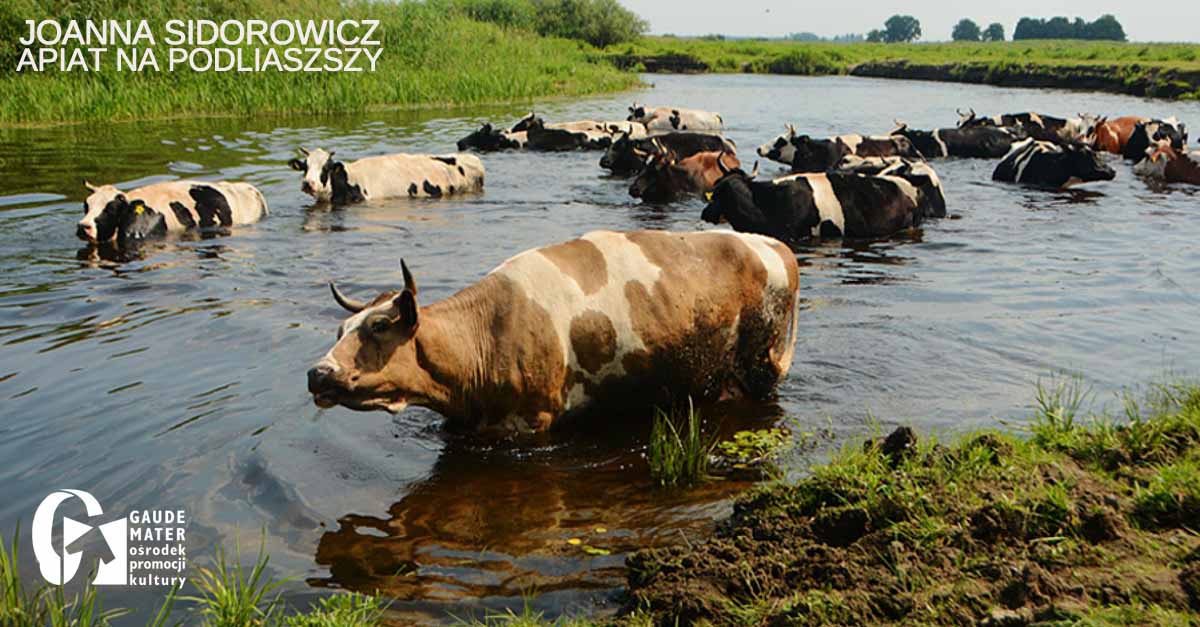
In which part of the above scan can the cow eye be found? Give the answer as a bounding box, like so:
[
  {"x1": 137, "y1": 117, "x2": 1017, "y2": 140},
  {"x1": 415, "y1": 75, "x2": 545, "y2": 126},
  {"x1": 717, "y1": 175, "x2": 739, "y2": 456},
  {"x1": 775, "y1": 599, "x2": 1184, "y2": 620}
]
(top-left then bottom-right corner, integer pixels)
[
  {"x1": 368, "y1": 317, "x2": 390, "y2": 335},
  {"x1": 82, "y1": 202, "x2": 88, "y2": 214}
]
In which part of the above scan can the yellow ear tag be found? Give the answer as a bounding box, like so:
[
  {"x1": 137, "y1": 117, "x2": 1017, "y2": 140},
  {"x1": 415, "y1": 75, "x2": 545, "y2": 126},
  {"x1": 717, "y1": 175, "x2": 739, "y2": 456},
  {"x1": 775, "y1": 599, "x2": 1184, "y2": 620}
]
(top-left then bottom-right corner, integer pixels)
[
  {"x1": 134, "y1": 205, "x2": 144, "y2": 215},
  {"x1": 704, "y1": 191, "x2": 713, "y2": 201}
]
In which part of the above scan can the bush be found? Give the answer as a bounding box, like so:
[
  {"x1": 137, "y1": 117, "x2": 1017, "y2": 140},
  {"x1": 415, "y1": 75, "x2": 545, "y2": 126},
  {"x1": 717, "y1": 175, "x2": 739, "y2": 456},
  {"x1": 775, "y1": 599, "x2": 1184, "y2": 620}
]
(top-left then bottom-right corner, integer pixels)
[{"x1": 451, "y1": 0, "x2": 647, "y2": 47}]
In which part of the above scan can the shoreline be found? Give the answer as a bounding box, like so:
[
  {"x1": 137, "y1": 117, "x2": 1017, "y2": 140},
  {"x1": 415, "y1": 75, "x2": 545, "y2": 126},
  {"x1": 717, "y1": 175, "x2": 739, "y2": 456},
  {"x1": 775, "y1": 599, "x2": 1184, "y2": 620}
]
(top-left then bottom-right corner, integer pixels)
[{"x1": 605, "y1": 39, "x2": 1200, "y2": 101}]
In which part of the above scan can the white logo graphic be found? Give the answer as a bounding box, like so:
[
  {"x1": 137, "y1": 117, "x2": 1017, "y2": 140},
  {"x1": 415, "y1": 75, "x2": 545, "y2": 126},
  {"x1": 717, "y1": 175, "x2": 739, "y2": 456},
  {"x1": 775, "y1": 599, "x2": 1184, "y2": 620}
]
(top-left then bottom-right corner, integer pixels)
[
  {"x1": 32, "y1": 489, "x2": 128, "y2": 585},
  {"x1": 31, "y1": 490, "x2": 187, "y2": 587}
]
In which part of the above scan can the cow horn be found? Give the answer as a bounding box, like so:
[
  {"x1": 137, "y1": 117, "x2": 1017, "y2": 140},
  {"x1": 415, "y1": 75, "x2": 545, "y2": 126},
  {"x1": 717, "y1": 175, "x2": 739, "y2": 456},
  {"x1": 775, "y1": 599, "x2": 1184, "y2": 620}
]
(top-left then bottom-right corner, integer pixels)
[
  {"x1": 329, "y1": 282, "x2": 366, "y2": 313},
  {"x1": 956, "y1": 108, "x2": 965, "y2": 116},
  {"x1": 401, "y1": 259, "x2": 417, "y2": 295},
  {"x1": 298, "y1": 147, "x2": 309, "y2": 156},
  {"x1": 717, "y1": 154, "x2": 731, "y2": 175},
  {"x1": 970, "y1": 108, "x2": 976, "y2": 116},
  {"x1": 83, "y1": 180, "x2": 97, "y2": 192},
  {"x1": 750, "y1": 161, "x2": 759, "y2": 178}
]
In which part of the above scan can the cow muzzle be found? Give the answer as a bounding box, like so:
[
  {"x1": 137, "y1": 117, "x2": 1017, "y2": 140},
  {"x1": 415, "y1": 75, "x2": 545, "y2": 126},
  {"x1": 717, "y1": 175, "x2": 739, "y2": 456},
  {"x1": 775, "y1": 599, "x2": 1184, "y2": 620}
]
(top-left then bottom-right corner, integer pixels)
[
  {"x1": 76, "y1": 224, "x2": 96, "y2": 242},
  {"x1": 307, "y1": 364, "x2": 340, "y2": 407}
]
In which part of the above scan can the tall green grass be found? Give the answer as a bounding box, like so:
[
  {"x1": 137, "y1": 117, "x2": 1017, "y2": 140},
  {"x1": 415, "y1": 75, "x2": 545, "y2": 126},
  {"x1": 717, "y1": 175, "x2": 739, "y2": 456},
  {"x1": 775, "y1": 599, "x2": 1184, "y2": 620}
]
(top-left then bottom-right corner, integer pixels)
[
  {"x1": 0, "y1": 0, "x2": 639, "y2": 126},
  {"x1": 647, "y1": 399, "x2": 715, "y2": 487}
]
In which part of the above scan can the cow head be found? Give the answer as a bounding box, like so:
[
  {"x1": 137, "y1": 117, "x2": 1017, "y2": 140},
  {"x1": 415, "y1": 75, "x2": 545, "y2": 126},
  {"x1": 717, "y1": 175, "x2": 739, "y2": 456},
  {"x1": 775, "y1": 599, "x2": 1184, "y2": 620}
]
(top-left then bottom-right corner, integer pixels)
[
  {"x1": 1132, "y1": 140, "x2": 1175, "y2": 178},
  {"x1": 627, "y1": 103, "x2": 647, "y2": 122},
  {"x1": 290, "y1": 148, "x2": 343, "y2": 202},
  {"x1": 115, "y1": 199, "x2": 167, "y2": 247},
  {"x1": 700, "y1": 160, "x2": 760, "y2": 226},
  {"x1": 509, "y1": 112, "x2": 537, "y2": 133},
  {"x1": 600, "y1": 131, "x2": 649, "y2": 172},
  {"x1": 756, "y1": 124, "x2": 797, "y2": 164},
  {"x1": 78, "y1": 181, "x2": 127, "y2": 243},
  {"x1": 308, "y1": 261, "x2": 436, "y2": 415},
  {"x1": 1062, "y1": 113, "x2": 1100, "y2": 143},
  {"x1": 628, "y1": 139, "x2": 677, "y2": 200},
  {"x1": 457, "y1": 123, "x2": 512, "y2": 151},
  {"x1": 956, "y1": 108, "x2": 980, "y2": 128},
  {"x1": 1154, "y1": 117, "x2": 1187, "y2": 149}
]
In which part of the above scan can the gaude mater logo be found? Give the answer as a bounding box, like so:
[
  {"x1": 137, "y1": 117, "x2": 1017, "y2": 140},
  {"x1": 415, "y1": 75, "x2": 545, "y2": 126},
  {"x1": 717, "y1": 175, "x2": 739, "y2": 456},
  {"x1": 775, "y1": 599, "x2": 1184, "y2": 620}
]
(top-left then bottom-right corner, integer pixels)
[{"x1": 32, "y1": 489, "x2": 187, "y2": 587}]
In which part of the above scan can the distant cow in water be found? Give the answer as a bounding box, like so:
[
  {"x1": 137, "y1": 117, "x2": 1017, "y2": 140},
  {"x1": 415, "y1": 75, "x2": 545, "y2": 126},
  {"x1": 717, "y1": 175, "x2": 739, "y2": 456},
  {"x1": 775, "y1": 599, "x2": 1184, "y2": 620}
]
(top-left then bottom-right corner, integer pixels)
[
  {"x1": 992, "y1": 139, "x2": 1115, "y2": 188},
  {"x1": 1121, "y1": 118, "x2": 1187, "y2": 161},
  {"x1": 757, "y1": 125, "x2": 919, "y2": 172},
  {"x1": 523, "y1": 116, "x2": 615, "y2": 151},
  {"x1": 1133, "y1": 140, "x2": 1200, "y2": 185},
  {"x1": 701, "y1": 157, "x2": 946, "y2": 242},
  {"x1": 306, "y1": 230, "x2": 800, "y2": 435},
  {"x1": 627, "y1": 103, "x2": 723, "y2": 132},
  {"x1": 1090, "y1": 116, "x2": 1149, "y2": 154},
  {"x1": 600, "y1": 131, "x2": 734, "y2": 175},
  {"x1": 627, "y1": 141, "x2": 741, "y2": 202},
  {"x1": 957, "y1": 109, "x2": 1096, "y2": 145},
  {"x1": 889, "y1": 121, "x2": 1014, "y2": 158},
  {"x1": 456, "y1": 123, "x2": 528, "y2": 152},
  {"x1": 289, "y1": 148, "x2": 484, "y2": 204},
  {"x1": 78, "y1": 180, "x2": 268, "y2": 246}
]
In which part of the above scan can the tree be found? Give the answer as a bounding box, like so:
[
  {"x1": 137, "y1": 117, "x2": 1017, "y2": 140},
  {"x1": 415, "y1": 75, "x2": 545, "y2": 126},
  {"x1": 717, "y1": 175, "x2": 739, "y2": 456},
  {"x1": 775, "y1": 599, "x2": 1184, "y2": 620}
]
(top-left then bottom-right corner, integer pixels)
[
  {"x1": 866, "y1": 29, "x2": 885, "y2": 43},
  {"x1": 1087, "y1": 14, "x2": 1126, "y2": 41},
  {"x1": 883, "y1": 14, "x2": 922, "y2": 43},
  {"x1": 982, "y1": 22, "x2": 1005, "y2": 41},
  {"x1": 952, "y1": 18, "x2": 981, "y2": 41},
  {"x1": 1012, "y1": 14, "x2": 1126, "y2": 41}
]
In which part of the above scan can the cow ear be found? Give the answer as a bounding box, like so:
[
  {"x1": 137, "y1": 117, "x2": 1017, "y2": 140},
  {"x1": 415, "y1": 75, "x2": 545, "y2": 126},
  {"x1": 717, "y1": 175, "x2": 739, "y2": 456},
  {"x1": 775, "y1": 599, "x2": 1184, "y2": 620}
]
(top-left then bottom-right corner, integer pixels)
[
  {"x1": 288, "y1": 158, "x2": 306, "y2": 171},
  {"x1": 395, "y1": 289, "x2": 419, "y2": 330}
]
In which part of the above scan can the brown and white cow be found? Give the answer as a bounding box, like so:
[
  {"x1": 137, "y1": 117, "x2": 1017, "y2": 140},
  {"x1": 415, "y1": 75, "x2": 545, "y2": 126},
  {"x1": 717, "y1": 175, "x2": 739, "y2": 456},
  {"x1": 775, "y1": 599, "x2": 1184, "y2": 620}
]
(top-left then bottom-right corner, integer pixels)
[
  {"x1": 627, "y1": 103, "x2": 723, "y2": 132},
  {"x1": 307, "y1": 230, "x2": 800, "y2": 435},
  {"x1": 77, "y1": 180, "x2": 268, "y2": 244},
  {"x1": 1090, "y1": 116, "x2": 1149, "y2": 154},
  {"x1": 289, "y1": 148, "x2": 484, "y2": 204},
  {"x1": 628, "y1": 141, "x2": 742, "y2": 201},
  {"x1": 1133, "y1": 140, "x2": 1200, "y2": 184}
]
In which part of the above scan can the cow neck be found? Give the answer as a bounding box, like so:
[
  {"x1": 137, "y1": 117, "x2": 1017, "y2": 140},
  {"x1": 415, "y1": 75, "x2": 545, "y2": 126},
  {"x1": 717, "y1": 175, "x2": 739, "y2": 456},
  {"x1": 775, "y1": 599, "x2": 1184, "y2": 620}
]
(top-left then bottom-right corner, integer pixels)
[{"x1": 412, "y1": 279, "x2": 498, "y2": 414}]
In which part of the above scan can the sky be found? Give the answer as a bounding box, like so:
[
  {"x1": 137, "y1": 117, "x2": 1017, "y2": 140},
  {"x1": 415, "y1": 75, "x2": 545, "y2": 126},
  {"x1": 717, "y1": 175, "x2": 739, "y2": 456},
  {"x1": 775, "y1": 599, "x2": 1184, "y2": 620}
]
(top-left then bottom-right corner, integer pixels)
[{"x1": 619, "y1": 0, "x2": 1200, "y2": 43}]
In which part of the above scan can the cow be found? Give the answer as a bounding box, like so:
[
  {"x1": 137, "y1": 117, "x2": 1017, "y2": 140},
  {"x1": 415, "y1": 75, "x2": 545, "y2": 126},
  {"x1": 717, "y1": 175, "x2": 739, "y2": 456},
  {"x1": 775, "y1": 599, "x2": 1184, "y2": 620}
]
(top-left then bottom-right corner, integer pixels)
[
  {"x1": 289, "y1": 148, "x2": 484, "y2": 204},
  {"x1": 626, "y1": 103, "x2": 723, "y2": 132},
  {"x1": 523, "y1": 116, "x2": 614, "y2": 151},
  {"x1": 957, "y1": 109, "x2": 1096, "y2": 144},
  {"x1": 509, "y1": 112, "x2": 643, "y2": 137},
  {"x1": 889, "y1": 121, "x2": 1014, "y2": 158},
  {"x1": 627, "y1": 142, "x2": 741, "y2": 202},
  {"x1": 77, "y1": 180, "x2": 267, "y2": 245},
  {"x1": 757, "y1": 125, "x2": 919, "y2": 172},
  {"x1": 700, "y1": 159, "x2": 946, "y2": 243},
  {"x1": 1133, "y1": 140, "x2": 1200, "y2": 184},
  {"x1": 1090, "y1": 116, "x2": 1149, "y2": 154},
  {"x1": 992, "y1": 138, "x2": 1115, "y2": 188},
  {"x1": 306, "y1": 230, "x2": 800, "y2": 435},
  {"x1": 1122, "y1": 118, "x2": 1187, "y2": 161},
  {"x1": 456, "y1": 123, "x2": 528, "y2": 152},
  {"x1": 600, "y1": 131, "x2": 734, "y2": 175}
]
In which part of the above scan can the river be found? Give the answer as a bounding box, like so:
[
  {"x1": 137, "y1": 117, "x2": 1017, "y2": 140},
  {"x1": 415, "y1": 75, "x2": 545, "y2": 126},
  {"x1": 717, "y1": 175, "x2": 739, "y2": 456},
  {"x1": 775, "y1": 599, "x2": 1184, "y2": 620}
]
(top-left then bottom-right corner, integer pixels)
[{"x1": 1, "y1": 74, "x2": 1197, "y2": 623}]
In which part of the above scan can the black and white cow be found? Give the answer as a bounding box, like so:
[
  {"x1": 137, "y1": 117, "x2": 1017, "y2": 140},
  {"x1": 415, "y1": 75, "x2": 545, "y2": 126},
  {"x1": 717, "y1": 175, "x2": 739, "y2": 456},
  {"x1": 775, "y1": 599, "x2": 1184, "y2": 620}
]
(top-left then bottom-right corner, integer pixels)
[
  {"x1": 509, "y1": 112, "x2": 645, "y2": 138},
  {"x1": 626, "y1": 103, "x2": 723, "y2": 132},
  {"x1": 992, "y1": 138, "x2": 1115, "y2": 188},
  {"x1": 701, "y1": 159, "x2": 946, "y2": 242},
  {"x1": 78, "y1": 180, "x2": 268, "y2": 245},
  {"x1": 599, "y1": 131, "x2": 734, "y2": 175},
  {"x1": 957, "y1": 109, "x2": 1096, "y2": 145},
  {"x1": 289, "y1": 148, "x2": 484, "y2": 204},
  {"x1": 456, "y1": 123, "x2": 528, "y2": 152},
  {"x1": 757, "y1": 126, "x2": 920, "y2": 172},
  {"x1": 522, "y1": 116, "x2": 615, "y2": 151},
  {"x1": 1122, "y1": 117, "x2": 1187, "y2": 161},
  {"x1": 890, "y1": 122, "x2": 1014, "y2": 158}
]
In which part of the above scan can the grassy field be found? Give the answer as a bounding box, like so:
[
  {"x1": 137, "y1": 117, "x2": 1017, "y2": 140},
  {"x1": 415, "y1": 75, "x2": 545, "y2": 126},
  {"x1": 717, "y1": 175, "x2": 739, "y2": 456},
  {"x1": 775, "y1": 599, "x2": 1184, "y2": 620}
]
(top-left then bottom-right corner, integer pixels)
[
  {"x1": 604, "y1": 38, "x2": 1200, "y2": 98},
  {"x1": 0, "y1": 0, "x2": 639, "y2": 126}
]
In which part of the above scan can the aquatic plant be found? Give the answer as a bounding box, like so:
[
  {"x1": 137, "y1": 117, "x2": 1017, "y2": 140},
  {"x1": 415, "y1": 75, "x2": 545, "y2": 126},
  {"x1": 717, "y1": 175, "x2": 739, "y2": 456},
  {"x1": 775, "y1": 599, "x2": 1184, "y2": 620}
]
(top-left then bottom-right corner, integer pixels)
[{"x1": 647, "y1": 398, "x2": 715, "y2": 488}]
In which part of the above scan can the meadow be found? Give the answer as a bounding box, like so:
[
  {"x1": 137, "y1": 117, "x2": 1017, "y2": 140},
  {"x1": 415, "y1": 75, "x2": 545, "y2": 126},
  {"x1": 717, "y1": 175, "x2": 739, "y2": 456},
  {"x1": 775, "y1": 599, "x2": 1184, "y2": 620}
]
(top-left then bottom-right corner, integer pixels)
[
  {"x1": 0, "y1": 0, "x2": 639, "y2": 126},
  {"x1": 604, "y1": 38, "x2": 1200, "y2": 99}
]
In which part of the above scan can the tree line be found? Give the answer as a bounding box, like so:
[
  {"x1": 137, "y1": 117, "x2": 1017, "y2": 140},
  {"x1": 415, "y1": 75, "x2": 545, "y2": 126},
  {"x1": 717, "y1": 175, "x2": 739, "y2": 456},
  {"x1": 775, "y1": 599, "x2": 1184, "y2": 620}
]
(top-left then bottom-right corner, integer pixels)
[{"x1": 862, "y1": 14, "x2": 1127, "y2": 43}]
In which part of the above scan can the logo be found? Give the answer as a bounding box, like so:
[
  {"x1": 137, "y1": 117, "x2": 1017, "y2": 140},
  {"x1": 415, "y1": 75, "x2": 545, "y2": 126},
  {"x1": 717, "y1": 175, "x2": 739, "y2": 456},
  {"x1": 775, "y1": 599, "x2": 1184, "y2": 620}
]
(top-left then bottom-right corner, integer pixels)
[{"x1": 31, "y1": 489, "x2": 187, "y2": 587}]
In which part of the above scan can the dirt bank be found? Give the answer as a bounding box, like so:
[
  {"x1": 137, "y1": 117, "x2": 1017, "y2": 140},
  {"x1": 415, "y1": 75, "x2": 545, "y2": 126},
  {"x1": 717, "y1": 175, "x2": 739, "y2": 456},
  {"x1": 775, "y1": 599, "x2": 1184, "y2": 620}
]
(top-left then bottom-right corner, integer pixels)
[{"x1": 621, "y1": 384, "x2": 1200, "y2": 625}]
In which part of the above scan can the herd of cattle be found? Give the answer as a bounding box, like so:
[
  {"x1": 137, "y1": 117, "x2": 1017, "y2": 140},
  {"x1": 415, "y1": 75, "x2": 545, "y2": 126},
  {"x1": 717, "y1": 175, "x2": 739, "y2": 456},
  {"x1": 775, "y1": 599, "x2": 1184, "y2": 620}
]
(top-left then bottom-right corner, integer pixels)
[{"x1": 70, "y1": 101, "x2": 1197, "y2": 433}]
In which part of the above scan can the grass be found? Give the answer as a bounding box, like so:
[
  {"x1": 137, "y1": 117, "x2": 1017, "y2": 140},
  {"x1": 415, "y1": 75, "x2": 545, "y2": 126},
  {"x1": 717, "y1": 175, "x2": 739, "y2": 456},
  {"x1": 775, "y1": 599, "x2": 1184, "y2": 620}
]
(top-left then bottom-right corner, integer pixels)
[
  {"x1": 0, "y1": 0, "x2": 639, "y2": 126},
  {"x1": 647, "y1": 398, "x2": 715, "y2": 487},
  {"x1": 623, "y1": 379, "x2": 1200, "y2": 625},
  {"x1": 603, "y1": 37, "x2": 1200, "y2": 99}
]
